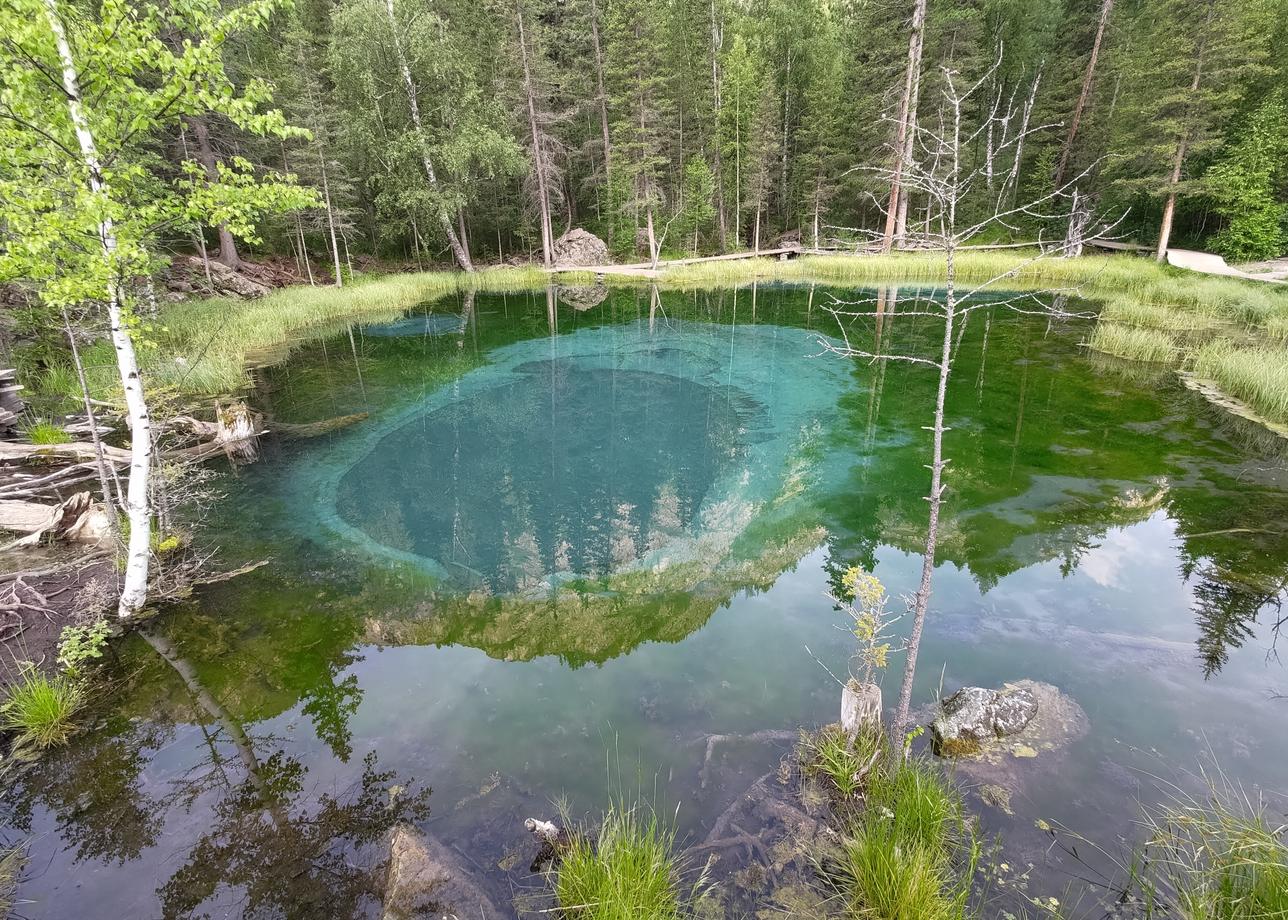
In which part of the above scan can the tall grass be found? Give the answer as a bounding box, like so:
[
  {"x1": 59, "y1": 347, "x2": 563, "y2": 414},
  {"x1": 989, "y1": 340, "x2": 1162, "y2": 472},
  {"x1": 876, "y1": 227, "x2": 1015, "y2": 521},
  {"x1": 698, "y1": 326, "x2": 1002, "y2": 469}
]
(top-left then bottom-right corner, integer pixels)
[
  {"x1": 0, "y1": 845, "x2": 23, "y2": 918},
  {"x1": 0, "y1": 665, "x2": 84, "y2": 750},
  {"x1": 1088, "y1": 324, "x2": 1179, "y2": 363},
  {"x1": 148, "y1": 267, "x2": 593, "y2": 396},
  {"x1": 836, "y1": 755, "x2": 979, "y2": 920},
  {"x1": 555, "y1": 803, "x2": 688, "y2": 920},
  {"x1": 1194, "y1": 343, "x2": 1288, "y2": 425}
]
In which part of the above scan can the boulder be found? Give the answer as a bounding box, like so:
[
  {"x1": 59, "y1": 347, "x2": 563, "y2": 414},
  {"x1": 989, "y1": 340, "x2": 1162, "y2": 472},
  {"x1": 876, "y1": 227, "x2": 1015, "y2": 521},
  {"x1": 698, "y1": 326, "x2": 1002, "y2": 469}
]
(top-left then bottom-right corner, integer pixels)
[
  {"x1": 556, "y1": 283, "x2": 609, "y2": 311},
  {"x1": 932, "y1": 684, "x2": 1038, "y2": 756},
  {"x1": 383, "y1": 823, "x2": 504, "y2": 920},
  {"x1": 552, "y1": 228, "x2": 610, "y2": 267}
]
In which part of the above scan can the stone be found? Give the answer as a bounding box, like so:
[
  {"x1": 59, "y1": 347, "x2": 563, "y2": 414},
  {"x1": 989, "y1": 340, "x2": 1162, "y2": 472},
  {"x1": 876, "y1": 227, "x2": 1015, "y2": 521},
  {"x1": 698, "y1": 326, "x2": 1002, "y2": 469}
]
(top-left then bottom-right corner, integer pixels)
[
  {"x1": 552, "y1": 228, "x2": 610, "y2": 267},
  {"x1": 382, "y1": 823, "x2": 504, "y2": 920},
  {"x1": 931, "y1": 683, "x2": 1038, "y2": 756}
]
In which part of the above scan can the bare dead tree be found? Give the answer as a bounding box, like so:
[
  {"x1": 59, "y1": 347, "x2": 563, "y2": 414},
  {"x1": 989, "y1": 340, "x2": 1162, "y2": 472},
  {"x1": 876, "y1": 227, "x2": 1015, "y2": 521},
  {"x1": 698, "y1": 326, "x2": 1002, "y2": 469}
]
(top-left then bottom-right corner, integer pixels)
[{"x1": 817, "y1": 55, "x2": 1122, "y2": 745}]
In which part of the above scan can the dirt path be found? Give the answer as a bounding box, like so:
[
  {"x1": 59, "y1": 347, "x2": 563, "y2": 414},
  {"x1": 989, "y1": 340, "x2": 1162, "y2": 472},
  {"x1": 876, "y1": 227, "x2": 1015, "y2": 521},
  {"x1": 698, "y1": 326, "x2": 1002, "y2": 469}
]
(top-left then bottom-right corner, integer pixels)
[{"x1": 1166, "y1": 248, "x2": 1287, "y2": 284}]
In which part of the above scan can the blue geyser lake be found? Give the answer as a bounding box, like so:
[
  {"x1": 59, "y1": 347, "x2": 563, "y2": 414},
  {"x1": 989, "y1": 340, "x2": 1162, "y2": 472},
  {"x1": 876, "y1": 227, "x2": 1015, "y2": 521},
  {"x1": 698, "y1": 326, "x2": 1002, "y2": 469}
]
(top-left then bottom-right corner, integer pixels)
[{"x1": 2, "y1": 283, "x2": 1286, "y2": 918}]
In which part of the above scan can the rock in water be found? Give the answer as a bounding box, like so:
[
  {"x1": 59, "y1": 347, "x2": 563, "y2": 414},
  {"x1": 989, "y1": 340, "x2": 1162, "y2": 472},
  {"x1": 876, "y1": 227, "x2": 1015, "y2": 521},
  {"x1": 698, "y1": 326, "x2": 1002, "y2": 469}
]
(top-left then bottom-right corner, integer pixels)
[
  {"x1": 552, "y1": 228, "x2": 610, "y2": 267},
  {"x1": 932, "y1": 684, "x2": 1038, "y2": 756},
  {"x1": 383, "y1": 823, "x2": 504, "y2": 920}
]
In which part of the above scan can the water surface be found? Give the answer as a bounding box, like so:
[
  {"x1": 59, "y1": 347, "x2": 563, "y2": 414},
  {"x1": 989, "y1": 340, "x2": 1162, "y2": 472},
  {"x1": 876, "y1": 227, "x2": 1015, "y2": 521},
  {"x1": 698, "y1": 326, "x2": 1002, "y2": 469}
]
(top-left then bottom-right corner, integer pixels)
[{"x1": 4, "y1": 283, "x2": 1287, "y2": 918}]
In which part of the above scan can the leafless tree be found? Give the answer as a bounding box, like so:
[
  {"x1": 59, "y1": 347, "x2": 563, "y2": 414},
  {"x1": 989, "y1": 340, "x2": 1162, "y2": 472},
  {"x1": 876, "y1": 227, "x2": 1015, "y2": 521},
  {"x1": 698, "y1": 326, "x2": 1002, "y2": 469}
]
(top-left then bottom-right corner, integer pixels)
[{"x1": 818, "y1": 56, "x2": 1122, "y2": 744}]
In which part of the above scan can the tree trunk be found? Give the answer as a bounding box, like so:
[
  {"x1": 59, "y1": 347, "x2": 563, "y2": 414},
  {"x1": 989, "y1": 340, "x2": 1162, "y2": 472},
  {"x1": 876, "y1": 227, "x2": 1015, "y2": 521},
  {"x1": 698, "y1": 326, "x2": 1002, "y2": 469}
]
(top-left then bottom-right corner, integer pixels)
[
  {"x1": 646, "y1": 206, "x2": 659, "y2": 269},
  {"x1": 44, "y1": 0, "x2": 153, "y2": 619},
  {"x1": 710, "y1": 0, "x2": 728, "y2": 250},
  {"x1": 1156, "y1": 3, "x2": 1212, "y2": 262},
  {"x1": 892, "y1": 247, "x2": 955, "y2": 742},
  {"x1": 589, "y1": 0, "x2": 612, "y2": 173},
  {"x1": 881, "y1": 0, "x2": 927, "y2": 253},
  {"x1": 383, "y1": 0, "x2": 473, "y2": 271},
  {"x1": 1054, "y1": 0, "x2": 1114, "y2": 189},
  {"x1": 516, "y1": 2, "x2": 554, "y2": 267},
  {"x1": 188, "y1": 114, "x2": 242, "y2": 269}
]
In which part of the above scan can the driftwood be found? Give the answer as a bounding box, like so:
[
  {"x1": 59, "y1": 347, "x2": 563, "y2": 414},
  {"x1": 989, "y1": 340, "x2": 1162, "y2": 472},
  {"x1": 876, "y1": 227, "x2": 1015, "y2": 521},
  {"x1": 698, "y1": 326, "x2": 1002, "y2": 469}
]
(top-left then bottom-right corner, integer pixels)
[
  {"x1": 0, "y1": 491, "x2": 113, "y2": 550},
  {"x1": 0, "y1": 440, "x2": 131, "y2": 464},
  {"x1": 273, "y1": 412, "x2": 369, "y2": 438}
]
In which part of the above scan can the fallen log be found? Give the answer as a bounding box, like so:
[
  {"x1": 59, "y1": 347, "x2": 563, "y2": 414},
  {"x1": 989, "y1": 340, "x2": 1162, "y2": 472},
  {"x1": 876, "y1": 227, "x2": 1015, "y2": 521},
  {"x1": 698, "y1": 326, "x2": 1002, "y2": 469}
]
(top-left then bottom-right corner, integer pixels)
[
  {"x1": 0, "y1": 440, "x2": 131, "y2": 464},
  {"x1": 0, "y1": 491, "x2": 114, "y2": 550}
]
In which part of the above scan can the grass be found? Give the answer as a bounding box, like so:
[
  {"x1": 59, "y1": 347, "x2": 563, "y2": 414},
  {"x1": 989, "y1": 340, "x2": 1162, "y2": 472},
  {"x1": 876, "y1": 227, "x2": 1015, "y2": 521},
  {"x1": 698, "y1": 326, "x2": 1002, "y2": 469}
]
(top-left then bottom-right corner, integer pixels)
[
  {"x1": 554, "y1": 802, "x2": 688, "y2": 920},
  {"x1": 1087, "y1": 324, "x2": 1179, "y2": 363},
  {"x1": 0, "y1": 664, "x2": 84, "y2": 750},
  {"x1": 141, "y1": 266, "x2": 593, "y2": 395},
  {"x1": 0, "y1": 845, "x2": 23, "y2": 919},
  {"x1": 1140, "y1": 774, "x2": 1288, "y2": 920},
  {"x1": 21, "y1": 419, "x2": 71, "y2": 445},
  {"x1": 836, "y1": 754, "x2": 979, "y2": 920},
  {"x1": 800, "y1": 723, "x2": 883, "y2": 799},
  {"x1": 798, "y1": 725, "x2": 979, "y2": 920},
  {"x1": 1194, "y1": 342, "x2": 1288, "y2": 426}
]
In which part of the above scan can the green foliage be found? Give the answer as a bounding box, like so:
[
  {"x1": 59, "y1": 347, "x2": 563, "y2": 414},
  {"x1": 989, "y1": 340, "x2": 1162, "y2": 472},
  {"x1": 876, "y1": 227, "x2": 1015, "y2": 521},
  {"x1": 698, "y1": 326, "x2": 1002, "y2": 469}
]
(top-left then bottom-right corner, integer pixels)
[
  {"x1": 675, "y1": 159, "x2": 717, "y2": 255},
  {"x1": 57, "y1": 620, "x2": 113, "y2": 677},
  {"x1": 22, "y1": 419, "x2": 71, "y2": 445},
  {"x1": 1206, "y1": 96, "x2": 1288, "y2": 261},
  {"x1": 0, "y1": 664, "x2": 84, "y2": 750},
  {"x1": 555, "y1": 803, "x2": 687, "y2": 920}
]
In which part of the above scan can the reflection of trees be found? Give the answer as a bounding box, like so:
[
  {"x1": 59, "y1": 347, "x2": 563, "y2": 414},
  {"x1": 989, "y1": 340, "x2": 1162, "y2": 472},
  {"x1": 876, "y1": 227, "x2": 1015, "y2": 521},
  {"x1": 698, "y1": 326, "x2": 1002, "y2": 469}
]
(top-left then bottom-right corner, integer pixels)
[
  {"x1": 4, "y1": 715, "x2": 169, "y2": 866},
  {"x1": 139, "y1": 629, "x2": 430, "y2": 919}
]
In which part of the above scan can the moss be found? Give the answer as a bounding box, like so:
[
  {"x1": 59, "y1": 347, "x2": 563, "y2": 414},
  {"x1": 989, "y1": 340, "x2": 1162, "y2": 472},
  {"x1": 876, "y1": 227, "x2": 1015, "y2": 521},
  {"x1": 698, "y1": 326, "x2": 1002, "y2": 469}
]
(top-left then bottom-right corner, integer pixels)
[{"x1": 933, "y1": 735, "x2": 983, "y2": 759}]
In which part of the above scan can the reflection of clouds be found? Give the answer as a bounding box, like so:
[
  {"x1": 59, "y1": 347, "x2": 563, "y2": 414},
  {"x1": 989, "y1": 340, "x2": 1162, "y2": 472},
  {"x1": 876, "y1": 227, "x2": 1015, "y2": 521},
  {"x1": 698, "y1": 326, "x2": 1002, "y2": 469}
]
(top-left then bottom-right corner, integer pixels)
[{"x1": 1078, "y1": 513, "x2": 1177, "y2": 590}]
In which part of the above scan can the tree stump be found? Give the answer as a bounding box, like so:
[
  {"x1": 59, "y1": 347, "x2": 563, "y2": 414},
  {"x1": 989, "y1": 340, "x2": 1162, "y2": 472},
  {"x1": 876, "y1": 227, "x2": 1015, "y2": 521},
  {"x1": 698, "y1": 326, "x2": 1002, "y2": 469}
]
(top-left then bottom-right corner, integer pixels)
[{"x1": 841, "y1": 679, "x2": 882, "y2": 739}]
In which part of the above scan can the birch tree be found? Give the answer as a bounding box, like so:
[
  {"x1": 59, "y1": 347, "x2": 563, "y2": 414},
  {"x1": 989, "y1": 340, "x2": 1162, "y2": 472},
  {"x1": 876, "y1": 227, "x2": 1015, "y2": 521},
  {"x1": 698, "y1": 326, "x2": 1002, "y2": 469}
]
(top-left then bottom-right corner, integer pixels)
[{"x1": 0, "y1": 0, "x2": 311, "y2": 618}]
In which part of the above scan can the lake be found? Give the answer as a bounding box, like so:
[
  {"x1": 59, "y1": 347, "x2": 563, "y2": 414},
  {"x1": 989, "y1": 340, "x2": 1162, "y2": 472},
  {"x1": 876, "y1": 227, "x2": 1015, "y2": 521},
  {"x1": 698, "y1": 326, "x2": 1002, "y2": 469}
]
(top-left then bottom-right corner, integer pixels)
[{"x1": 4, "y1": 281, "x2": 1287, "y2": 918}]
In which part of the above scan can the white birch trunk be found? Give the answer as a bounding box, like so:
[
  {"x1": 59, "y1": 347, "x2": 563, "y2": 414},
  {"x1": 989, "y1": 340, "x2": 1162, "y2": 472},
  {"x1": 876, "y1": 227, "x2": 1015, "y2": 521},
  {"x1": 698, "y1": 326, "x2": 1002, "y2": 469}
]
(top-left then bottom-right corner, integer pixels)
[{"x1": 44, "y1": 0, "x2": 152, "y2": 619}]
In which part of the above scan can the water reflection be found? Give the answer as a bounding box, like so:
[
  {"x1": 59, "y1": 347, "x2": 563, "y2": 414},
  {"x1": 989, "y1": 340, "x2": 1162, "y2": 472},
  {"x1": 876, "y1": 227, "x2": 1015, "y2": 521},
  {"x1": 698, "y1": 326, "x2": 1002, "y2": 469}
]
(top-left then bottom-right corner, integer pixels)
[{"x1": 4, "y1": 283, "x2": 1287, "y2": 917}]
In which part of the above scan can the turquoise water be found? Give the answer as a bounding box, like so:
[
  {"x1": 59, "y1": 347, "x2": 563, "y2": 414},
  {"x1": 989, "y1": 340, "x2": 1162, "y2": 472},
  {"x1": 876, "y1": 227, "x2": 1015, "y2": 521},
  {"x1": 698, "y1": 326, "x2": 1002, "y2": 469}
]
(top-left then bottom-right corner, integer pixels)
[{"x1": 3, "y1": 283, "x2": 1287, "y2": 918}]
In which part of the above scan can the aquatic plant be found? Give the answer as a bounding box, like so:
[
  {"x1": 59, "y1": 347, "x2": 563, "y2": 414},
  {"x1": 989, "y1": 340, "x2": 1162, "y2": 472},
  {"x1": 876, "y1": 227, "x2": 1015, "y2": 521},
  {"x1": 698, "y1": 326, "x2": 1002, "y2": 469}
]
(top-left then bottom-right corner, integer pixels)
[
  {"x1": 1087, "y1": 323, "x2": 1178, "y2": 363},
  {"x1": 1138, "y1": 775, "x2": 1288, "y2": 920},
  {"x1": 0, "y1": 844, "x2": 24, "y2": 918},
  {"x1": 554, "y1": 803, "x2": 689, "y2": 920},
  {"x1": 56, "y1": 620, "x2": 112, "y2": 677},
  {"x1": 0, "y1": 664, "x2": 84, "y2": 749},
  {"x1": 1194, "y1": 342, "x2": 1288, "y2": 425}
]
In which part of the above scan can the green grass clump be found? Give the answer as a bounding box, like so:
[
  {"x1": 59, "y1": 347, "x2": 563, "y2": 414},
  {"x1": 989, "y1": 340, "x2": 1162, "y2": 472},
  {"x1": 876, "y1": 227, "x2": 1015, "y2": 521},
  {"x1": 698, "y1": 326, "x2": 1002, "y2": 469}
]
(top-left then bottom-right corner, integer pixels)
[
  {"x1": 1142, "y1": 776, "x2": 1288, "y2": 920},
  {"x1": 836, "y1": 754, "x2": 979, "y2": 920},
  {"x1": 800, "y1": 724, "x2": 883, "y2": 799},
  {"x1": 1088, "y1": 324, "x2": 1178, "y2": 363},
  {"x1": 21, "y1": 419, "x2": 71, "y2": 445},
  {"x1": 1194, "y1": 343, "x2": 1288, "y2": 425},
  {"x1": 0, "y1": 665, "x2": 84, "y2": 750},
  {"x1": 555, "y1": 803, "x2": 687, "y2": 920}
]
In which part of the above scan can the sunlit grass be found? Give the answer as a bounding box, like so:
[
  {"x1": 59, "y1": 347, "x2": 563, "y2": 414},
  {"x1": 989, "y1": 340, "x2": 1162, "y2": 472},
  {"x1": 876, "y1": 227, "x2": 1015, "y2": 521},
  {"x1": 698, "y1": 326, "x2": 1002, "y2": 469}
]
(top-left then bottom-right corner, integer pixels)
[
  {"x1": 1194, "y1": 343, "x2": 1288, "y2": 425},
  {"x1": 1088, "y1": 324, "x2": 1179, "y2": 363},
  {"x1": 799, "y1": 723, "x2": 883, "y2": 799},
  {"x1": 147, "y1": 267, "x2": 594, "y2": 396},
  {"x1": 0, "y1": 665, "x2": 84, "y2": 750},
  {"x1": 555, "y1": 802, "x2": 687, "y2": 920},
  {"x1": 21, "y1": 419, "x2": 71, "y2": 445}
]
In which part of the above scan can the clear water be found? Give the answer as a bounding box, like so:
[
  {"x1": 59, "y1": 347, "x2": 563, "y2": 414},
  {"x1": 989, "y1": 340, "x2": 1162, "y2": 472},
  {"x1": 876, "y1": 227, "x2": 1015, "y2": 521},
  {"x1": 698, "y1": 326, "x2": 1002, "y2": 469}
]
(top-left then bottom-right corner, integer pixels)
[{"x1": 3, "y1": 283, "x2": 1287, "y2": 918}]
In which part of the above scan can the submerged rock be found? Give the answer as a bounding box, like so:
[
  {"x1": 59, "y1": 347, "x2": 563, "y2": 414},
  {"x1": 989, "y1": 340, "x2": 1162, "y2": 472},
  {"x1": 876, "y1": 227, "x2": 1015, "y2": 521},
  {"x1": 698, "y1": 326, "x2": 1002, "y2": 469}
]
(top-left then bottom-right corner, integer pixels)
[
  {"x1": 383, "y1": 823, "x2": 504, "y2": 920},
  {"x1": 552, "y1": 228, "x2": 610, "y2": 267},
  {"x1": 932, "y1": 684, "x2": 1039, "y2": 756}
]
